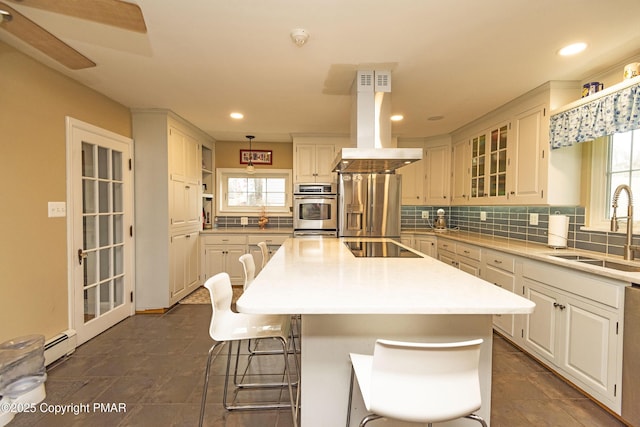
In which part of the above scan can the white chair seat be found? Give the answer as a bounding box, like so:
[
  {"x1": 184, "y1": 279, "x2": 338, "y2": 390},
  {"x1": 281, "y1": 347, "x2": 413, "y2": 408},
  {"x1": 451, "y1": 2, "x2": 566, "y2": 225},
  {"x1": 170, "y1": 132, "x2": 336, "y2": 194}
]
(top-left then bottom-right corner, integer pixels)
[{"x1": 347, "y1": 338, "x2": 487, "y2": 427}]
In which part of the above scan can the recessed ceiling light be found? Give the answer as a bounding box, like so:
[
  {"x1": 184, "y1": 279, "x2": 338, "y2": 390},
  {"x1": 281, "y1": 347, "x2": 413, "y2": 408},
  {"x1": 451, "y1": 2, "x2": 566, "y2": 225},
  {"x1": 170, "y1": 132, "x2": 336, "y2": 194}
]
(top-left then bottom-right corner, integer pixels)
[
  {"x1": 230, "y1": 112, "x2": 244, "y2": 119},
  {"x1": 390, "y1": 114, "x2": 404, "y2": 121},
  {"x1": 558, "y1": 42, "x2": 587, "y2": 56}
]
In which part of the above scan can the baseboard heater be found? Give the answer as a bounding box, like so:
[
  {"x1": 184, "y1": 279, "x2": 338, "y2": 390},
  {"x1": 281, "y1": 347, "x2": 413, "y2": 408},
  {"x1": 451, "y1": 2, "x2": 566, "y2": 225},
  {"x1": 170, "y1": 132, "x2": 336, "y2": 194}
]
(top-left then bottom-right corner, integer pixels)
[{"x1": 44, "y1": 329, "x2": 77, "y2": 366}]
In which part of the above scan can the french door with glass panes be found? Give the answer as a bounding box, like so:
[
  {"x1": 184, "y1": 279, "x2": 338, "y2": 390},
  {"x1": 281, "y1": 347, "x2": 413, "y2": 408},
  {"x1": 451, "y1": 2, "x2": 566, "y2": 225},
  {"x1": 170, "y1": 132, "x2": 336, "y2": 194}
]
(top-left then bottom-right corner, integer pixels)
[{"x1": 67, "y1": 118, "x2": 134, "y2": 345}]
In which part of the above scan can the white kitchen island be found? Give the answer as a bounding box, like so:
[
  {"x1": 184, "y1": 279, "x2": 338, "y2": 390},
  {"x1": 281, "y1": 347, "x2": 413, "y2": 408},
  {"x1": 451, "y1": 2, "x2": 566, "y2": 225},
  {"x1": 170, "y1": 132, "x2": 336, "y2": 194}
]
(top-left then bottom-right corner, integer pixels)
[{"x1": 236, "y1": 237, "x2": 535, "y2": 426}]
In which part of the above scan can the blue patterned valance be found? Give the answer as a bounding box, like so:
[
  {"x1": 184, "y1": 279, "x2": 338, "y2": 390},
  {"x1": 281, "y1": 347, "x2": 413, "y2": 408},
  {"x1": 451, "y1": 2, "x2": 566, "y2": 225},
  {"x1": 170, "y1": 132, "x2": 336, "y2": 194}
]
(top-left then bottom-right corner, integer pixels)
[{"x1": 550, "y1": 82, "x2": 640, "y2": 149}]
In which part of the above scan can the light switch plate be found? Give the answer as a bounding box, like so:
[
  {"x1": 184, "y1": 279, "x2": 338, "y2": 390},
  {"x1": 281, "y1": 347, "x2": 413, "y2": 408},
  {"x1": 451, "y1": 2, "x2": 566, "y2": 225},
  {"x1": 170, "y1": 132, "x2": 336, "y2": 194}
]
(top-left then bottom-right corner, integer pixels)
[
  {"x1": 240, "y1": 216, "x2": 248, "y2": 226},
  {"x1": 529, "y1": 213, "x2": 539, "y2": 225},
  {"x1": 480, "y1": 211, "x2": 487, "y2": 221},
  {"x1": 421, "y1": 211, "x2": 429, "y2": 219},
  {"x1": 48, "y1": 201, "x2": 66, "y2": 218}
]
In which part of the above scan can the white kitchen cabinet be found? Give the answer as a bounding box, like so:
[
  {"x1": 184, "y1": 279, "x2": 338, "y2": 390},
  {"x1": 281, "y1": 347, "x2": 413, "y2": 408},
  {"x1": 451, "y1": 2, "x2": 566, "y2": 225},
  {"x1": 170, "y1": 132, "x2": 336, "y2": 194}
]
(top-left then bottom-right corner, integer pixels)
[
  {"x1": 202, "y1": 235, "x2": 247, "y2": 286},
  {"x1": 294, "y1": 143, "x2": 336, "y2": 183},
  {"x1": 169, "y1": 126, "x2": 201, "y2": 228},
  {"x1": 483, "y1": 250, "x2": 517, "y2": 338},
  {"x1": 437, "y1": 238, "x2": 481, "y2": 276},
  {"x1": 397, "y1": 141, "x2": 425, "y2": 205},
  {"x1": 509, "y1": 105, "x2": 544, "y2": 203},
  {"x1": 247, "y1": 234, "x2": 289, "y2": 274},
  {"x1": 424, "y1": 144, "x2": 450, "y2": 205},
  {"x1": 170, "y1": 230, "x2": 200, "y2": 303},
  {"x1": 468, "y1": 123, "x2": 509, "y2": 204},
  {"x1": 398, "y1": 233, "x2": 415, "y2": 249},
  {"x1": 414, "y1": 236, "x2": 436, "y2": 258},
  {"x1": 450, "y1": 81, "x2": 581, "y2": 206},
  {"x1": 450, "y1": 138, "x2": 471, "y2": 204},
  {"x1": 132, "y1": 109, "x2": 213, "y2": 310},
  {"x1": 522, "y1": 260, "x2": 623, "y2": 412}
]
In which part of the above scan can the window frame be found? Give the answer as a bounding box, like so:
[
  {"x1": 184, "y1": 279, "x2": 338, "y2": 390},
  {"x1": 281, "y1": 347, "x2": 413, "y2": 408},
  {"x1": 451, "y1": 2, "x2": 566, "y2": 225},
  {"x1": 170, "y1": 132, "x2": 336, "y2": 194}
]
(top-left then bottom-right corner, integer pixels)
[
  {"x1": 586, "y1": 132, "x2": 640, "y2": 231},
  {"x1": 216, "y1": 168, "x2": 292, "y2": 216}
]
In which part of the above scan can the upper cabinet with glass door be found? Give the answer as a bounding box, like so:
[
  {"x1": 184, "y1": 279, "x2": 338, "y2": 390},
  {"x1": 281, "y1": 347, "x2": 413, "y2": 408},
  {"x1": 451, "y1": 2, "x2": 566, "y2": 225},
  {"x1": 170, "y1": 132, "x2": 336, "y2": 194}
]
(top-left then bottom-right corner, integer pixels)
[
  {"x1": 451, "y1": 81, "x2": 582, "y2": 206},
  {"x1": 470, "y1": 123, "x2": 509, "y2": 203}
]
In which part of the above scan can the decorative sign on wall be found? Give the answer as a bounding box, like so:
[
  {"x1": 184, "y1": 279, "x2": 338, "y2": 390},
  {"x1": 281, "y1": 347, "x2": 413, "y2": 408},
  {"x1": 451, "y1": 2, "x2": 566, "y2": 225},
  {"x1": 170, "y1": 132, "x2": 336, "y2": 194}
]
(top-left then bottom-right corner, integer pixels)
[{"x1": 240, "y1": 149, "x2": 272, "y2": 165}]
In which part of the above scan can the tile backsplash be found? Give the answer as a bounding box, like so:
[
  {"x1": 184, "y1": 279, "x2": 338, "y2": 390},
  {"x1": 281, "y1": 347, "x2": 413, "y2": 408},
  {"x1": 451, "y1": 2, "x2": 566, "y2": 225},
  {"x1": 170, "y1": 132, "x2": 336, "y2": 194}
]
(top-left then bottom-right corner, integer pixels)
[
  {"x1": 401, "y1": 205, "x2": 639, "y2": 258},
  {"x1": 213, "y1": 216, "x2": 293, "y2": 230}
]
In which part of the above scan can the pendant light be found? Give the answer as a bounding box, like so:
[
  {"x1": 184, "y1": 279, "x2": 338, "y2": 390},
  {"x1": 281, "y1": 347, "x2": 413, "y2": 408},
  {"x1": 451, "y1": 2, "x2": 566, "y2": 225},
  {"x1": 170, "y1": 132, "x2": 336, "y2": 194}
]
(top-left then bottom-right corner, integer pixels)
[{"x1": 245, "y1": 135, "x2": 255, "y2": 174}]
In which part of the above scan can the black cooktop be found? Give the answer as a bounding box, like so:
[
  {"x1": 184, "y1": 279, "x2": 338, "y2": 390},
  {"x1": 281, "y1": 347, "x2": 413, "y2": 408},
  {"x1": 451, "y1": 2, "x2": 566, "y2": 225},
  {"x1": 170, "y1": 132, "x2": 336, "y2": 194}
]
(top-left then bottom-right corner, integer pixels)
[{"x1": 344, "y1": 241, "x2": 422, "y2": 258}]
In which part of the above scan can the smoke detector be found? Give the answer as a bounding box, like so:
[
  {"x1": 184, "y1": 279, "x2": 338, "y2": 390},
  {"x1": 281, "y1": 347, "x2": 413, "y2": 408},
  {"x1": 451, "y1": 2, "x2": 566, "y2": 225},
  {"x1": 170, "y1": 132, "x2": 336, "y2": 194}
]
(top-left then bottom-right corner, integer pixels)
[{"x1": 290, "y1": 28, "x2": 310, "y2": 47}]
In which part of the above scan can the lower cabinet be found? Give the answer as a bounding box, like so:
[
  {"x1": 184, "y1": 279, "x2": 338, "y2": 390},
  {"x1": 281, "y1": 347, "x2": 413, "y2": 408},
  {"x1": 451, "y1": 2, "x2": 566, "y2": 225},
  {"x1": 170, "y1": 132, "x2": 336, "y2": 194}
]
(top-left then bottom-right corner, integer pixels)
[
  {"x1": 202, "y1": 235, "x2": 247, "y2": 286},
  {"x1": 483, "y1": 250, "x2": 517, "y2": 338},
  {"x1": 522, "y1": 261, "x2": 623, "y2": 413},
  {"x1": 414, "y1": 236, "x2": 436, "y2": 258},
  {"x1": 201, "y1": 233, "x2": 291, "y2": 286},
  {"x1": 169, "y1": 230, "x2": 200, "y2": 304},
  {"x1": 437, "y1": 239, "x2": 481, "y2": 276}
]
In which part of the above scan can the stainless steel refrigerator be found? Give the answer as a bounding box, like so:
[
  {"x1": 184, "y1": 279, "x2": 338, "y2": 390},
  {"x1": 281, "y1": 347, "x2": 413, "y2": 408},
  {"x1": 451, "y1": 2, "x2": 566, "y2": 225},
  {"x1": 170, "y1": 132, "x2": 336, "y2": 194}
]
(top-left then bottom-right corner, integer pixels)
[{"x1": 338, "y1": 173, "x2": 402, "y2": 237}]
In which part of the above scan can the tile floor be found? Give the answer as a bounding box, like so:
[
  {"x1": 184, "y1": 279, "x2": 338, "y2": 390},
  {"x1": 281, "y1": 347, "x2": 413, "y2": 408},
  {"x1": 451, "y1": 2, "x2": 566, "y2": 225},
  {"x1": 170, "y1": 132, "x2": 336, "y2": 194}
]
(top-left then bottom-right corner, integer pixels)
[{"x1": 10, "y1": 304, "x2": 628, "y2": 426}]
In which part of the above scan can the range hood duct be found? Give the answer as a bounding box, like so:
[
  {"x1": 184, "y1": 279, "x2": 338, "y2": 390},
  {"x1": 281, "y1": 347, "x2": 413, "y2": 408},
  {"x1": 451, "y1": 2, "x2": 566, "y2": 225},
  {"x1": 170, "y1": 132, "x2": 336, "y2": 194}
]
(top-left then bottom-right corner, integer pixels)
[{"x1": 332, "y1": 70, "x2": 422, "y2": 173}]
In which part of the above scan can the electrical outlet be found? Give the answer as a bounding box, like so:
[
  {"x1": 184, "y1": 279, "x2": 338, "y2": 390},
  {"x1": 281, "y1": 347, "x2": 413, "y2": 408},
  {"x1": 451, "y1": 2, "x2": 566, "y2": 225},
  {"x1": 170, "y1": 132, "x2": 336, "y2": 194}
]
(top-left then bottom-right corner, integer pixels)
[
  {"x1": 421, "y1": 211, "x2": 429, "y2": 219},
  {"x1": 480, "y1": 211, "x2": 487, "y2": 221},
  {"x1": 240, "y1": 216, "x2": 248, "y2": 226},
  {"x1": 48, "y1": 201, "x2": 66, "y2": 218},
  {"x1": 529, "y1": 213, "x2": 539, "y2": 225}
]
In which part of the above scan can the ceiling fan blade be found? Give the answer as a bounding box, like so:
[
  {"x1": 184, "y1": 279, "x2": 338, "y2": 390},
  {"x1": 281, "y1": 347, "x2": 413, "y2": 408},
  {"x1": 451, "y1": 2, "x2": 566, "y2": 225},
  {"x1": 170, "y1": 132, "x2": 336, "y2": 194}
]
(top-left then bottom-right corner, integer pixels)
[
  {"x1": 8, "y1": 0, "x2": 146, "y2": 33},
  {"x1": 0, "y1": 2, "x2": 96, "y2": 69}
]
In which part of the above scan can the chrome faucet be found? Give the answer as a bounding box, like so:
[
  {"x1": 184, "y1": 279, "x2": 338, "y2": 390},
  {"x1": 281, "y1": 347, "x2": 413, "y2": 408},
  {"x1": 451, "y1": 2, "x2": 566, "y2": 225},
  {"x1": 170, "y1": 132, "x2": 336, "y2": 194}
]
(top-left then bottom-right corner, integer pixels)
[{"x1": 611, "y1": 184, "x2": 640, "y2": 260}]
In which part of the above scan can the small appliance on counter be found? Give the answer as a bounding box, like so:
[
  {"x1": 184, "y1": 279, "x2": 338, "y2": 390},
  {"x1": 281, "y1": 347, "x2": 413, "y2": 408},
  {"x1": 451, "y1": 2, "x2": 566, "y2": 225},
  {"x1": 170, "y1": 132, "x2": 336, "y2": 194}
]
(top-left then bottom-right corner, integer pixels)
[{"x1": 434, "y1": 208, "x2": 448, "y2": 232}]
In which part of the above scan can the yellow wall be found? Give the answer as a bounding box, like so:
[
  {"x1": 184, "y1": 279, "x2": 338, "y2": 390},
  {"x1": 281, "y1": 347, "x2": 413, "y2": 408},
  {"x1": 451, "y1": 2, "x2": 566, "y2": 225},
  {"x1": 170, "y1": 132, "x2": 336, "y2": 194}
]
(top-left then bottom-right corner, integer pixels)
[
  {"x1": 0, "y1": 42, "x2": 132, "y2": 343},
  {"x1": 214, "y1": 140, "x2": 293, "y2": 170}
]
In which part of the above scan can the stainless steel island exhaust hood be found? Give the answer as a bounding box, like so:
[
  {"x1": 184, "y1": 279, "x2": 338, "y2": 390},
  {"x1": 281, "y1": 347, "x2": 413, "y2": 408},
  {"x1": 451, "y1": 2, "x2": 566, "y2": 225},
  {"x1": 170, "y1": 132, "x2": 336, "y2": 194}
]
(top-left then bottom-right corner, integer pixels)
[{"x1": 332, "y1": 70, "x2": 422, "y2": 173}]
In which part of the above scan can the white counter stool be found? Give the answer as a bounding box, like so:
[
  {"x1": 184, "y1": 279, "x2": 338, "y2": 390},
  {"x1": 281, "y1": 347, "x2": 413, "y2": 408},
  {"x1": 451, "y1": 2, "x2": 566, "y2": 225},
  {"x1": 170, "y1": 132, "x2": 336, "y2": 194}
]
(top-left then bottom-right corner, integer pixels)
[
  {"x1": 239, "y1": 253, "x2": 256, "y2": 290},
  {"x1": 199, "y1": 272, "x2": 298, "y2": 427},
  {"x1": 236, "y1": 253, "x2": 299, "y2": 382},
  {"x1": 257, "y1": 241, "x2": 270, "y2": 269},
  {"x1": 346, "y1": 338, "x2": 487, "y2": 427}
]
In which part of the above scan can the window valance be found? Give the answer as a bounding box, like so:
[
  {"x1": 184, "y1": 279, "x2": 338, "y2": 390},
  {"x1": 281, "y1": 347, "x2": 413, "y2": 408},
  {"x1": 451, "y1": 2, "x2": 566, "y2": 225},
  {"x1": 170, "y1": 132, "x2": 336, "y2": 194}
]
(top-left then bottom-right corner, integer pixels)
[{"x1": 550, "y1": 80, "x2": 640, "y2": 149}]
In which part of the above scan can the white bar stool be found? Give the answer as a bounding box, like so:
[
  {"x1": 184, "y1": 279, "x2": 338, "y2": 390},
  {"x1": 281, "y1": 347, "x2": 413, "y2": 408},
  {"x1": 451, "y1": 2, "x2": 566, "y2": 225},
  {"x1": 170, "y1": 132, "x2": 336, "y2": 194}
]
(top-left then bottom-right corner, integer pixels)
[
  {"x1": 346, "y1": 338, "x2": 487, "y2": 427},
  {"x1": 257, "y1": 241, "x2": 270, "y2": 269},
  {"x1": 199, "y1": 272, "x2": 298, "y2": 427}
]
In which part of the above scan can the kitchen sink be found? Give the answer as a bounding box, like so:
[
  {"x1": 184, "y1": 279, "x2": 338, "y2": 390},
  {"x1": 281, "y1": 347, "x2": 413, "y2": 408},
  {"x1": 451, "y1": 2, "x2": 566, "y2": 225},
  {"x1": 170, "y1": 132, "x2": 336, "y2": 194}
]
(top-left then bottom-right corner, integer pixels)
[{"x1": 549, "y1": 253, "x2": 640, "y2": 272}]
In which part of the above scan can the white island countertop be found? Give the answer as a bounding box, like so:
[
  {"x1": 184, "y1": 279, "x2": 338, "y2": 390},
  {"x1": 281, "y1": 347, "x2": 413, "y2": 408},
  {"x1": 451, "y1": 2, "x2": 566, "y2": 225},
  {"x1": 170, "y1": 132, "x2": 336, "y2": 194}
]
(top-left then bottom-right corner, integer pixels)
[{"x1": 237, "y1": 237, "x2": 535, "y2": 315}]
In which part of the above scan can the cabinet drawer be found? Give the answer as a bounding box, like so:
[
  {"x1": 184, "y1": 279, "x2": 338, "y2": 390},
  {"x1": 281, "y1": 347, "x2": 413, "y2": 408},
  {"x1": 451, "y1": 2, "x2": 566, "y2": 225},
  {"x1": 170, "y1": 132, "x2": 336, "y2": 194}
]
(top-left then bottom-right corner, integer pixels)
[
  {"x1": 437, "y1": 239, "x2": 456, "y2": 253},
  {"x1": 201, "y1": 234, "x2": 247, "y2": 245},
  {"x1": 484, "y1": 266, "x2": 515, "y2": 292},
  {"x1": 456, "y1": 242, "x2": 481, "y2": 261},
  {"x1": 484, "y1": 250, "x2": 515, "y2": 273},
  {"x1": 247, "y1": 235, "x2": 290, "y2": 245}
]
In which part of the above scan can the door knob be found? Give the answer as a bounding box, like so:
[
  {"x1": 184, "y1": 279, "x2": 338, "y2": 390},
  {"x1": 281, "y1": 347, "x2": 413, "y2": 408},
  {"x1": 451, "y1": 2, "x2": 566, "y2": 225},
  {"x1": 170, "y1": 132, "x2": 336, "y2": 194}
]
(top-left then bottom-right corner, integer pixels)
[{"x1": 78, "y1": 248, "x2": 87, "y2": 265}]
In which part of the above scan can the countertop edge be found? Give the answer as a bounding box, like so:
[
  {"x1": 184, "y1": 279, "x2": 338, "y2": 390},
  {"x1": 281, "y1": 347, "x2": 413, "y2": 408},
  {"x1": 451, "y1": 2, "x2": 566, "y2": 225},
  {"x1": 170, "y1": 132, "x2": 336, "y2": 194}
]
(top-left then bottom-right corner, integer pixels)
[{"x1": 402, "y1": 229, "x2": 640, "y2": 283}]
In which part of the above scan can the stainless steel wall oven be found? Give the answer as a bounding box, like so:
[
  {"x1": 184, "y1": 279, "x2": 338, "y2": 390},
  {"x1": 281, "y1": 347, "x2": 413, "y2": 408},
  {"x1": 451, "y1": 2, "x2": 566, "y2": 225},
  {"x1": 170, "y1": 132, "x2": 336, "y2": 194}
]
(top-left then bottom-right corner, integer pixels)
[{"x1": 293, "y1": 183, "x2": 337, "y2": 236}]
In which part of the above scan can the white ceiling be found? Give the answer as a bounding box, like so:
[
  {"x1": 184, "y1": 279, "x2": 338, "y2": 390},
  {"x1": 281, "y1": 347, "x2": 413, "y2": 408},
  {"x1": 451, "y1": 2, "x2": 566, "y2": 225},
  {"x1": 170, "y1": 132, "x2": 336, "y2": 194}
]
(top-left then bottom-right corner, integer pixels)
[{"x1": 2, "y1": 0, "x2": 640, "y2": 143}]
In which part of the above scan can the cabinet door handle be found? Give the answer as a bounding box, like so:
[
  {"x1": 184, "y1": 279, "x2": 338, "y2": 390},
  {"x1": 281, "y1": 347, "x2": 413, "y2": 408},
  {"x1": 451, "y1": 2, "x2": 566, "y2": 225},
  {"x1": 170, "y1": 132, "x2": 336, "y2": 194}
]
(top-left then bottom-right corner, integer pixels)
[
  {"x1": 493, "y1": 259, "x2": 502, "y2": 264},
  {"x1": 463, "y1": 250, "x2": 470, "y2": 254}
]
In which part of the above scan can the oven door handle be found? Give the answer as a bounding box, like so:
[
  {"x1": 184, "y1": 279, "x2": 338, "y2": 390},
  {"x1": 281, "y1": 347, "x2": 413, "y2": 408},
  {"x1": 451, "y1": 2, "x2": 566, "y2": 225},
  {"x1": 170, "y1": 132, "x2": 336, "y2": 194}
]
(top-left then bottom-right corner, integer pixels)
[{"x1": 294, "y1": 195, "x2": 337, "y2": 200}]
